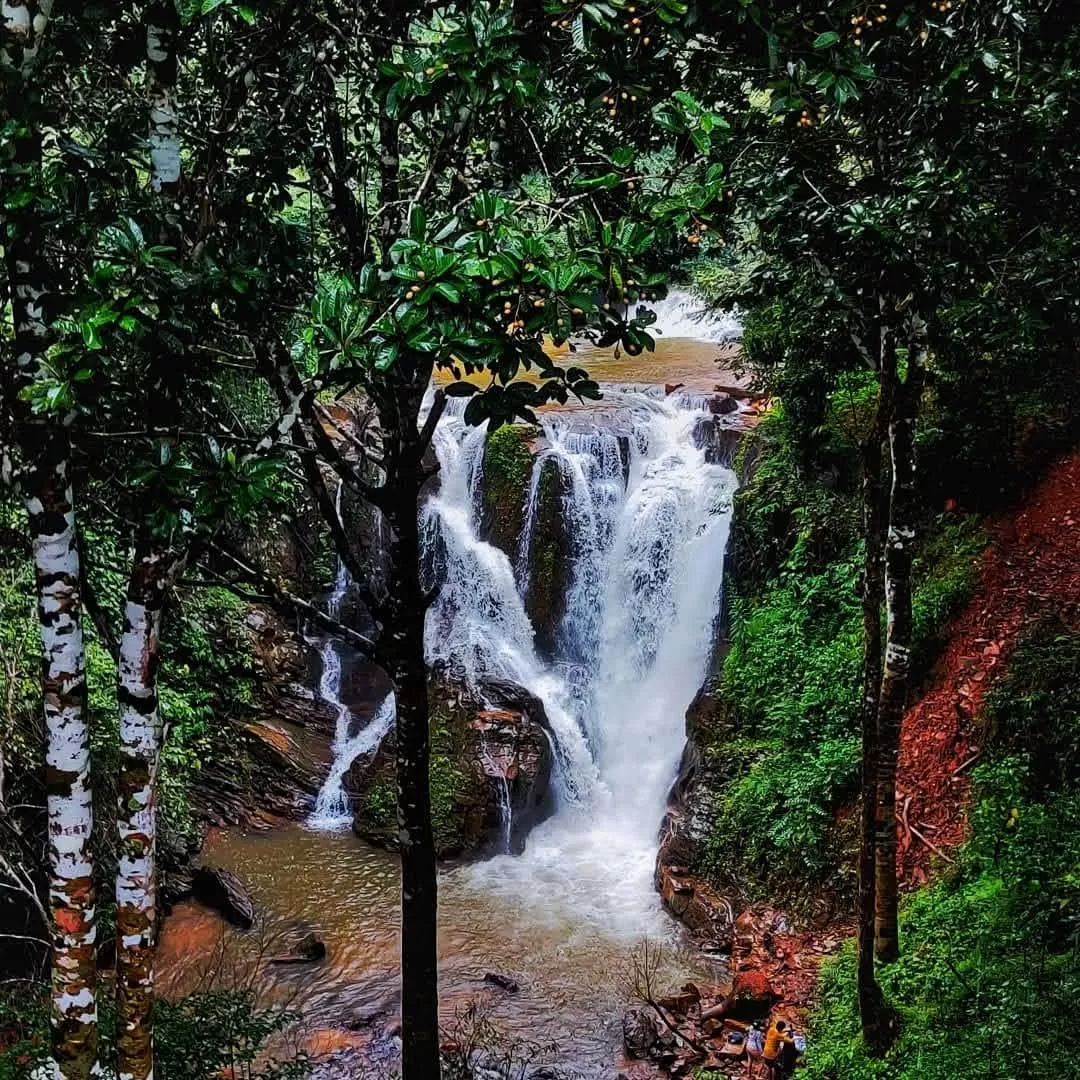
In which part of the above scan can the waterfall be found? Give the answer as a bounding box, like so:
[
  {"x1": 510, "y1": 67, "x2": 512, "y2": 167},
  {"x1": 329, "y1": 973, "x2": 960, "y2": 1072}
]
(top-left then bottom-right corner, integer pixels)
[
  {"x1": 427, "y1": 389, "x2": 736, "y2": 933},
  {"x1": 307, "y1": 372, "x2": 737, "y2": 932},
  {"x1": 309, "y1": 692, "x2": 396, "y2": 830},
  {"x1": 646, "y1": 290, "x2": 742, "y2": 343},
  {"x1": 309, "y1": 489, "x2": 396, "y2": 831}
]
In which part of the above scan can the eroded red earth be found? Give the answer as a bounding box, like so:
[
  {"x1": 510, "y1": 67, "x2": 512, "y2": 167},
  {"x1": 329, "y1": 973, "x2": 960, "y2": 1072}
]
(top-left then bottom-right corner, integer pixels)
[{"x1": 667, "y1": 451, "x2": 1080, "y2": 1070}]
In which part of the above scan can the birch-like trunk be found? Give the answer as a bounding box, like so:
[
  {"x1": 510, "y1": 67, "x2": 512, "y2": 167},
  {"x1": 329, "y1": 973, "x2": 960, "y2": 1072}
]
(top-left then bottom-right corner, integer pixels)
[
  {"x1": 25, "y1": 425, "x2": 101, "y2": 1080},
  {"x1": 112, "y1": 13, "x2": 183, "y2": 1077},
  {"x1": 874, "y1": 323, "x2": 927, "y2": 964},
  {"x1": 115, "y1": 543, "x2": 180, "y2": 1080},
  {"x1": 146, "y1": 2, "x2": 180, "y2": 198},
  {"x1": 3, "y1": 9, "x2": 100, "y2": 1077}
]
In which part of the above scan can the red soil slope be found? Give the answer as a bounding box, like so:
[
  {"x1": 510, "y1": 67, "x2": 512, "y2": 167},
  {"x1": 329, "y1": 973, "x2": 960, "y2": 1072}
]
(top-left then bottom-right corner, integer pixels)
[{"x1": 897, "y1": 450, "x2": 1080, "y2": 886}]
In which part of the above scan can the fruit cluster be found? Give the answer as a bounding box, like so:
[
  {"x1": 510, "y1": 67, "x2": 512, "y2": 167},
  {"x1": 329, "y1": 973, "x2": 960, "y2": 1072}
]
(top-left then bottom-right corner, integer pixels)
[{"x1": 849, "y1": 3, "x2": 891, "y2": 45}]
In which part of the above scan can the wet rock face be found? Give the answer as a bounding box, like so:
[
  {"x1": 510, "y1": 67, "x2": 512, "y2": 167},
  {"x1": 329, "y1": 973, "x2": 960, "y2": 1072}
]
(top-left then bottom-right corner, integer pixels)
[
  {"x1": 523, "y1": 455, "x2": 573, "y2": 660},
  {"x1": 475, "y1": 424, "x2": 578, "y2": 659},
  {"x1": 348, "y1": 674, "x2": 554, "y2": 858},
  {"x1": 623, "y1": 1007, "x2": 660, "y2": 1059}
]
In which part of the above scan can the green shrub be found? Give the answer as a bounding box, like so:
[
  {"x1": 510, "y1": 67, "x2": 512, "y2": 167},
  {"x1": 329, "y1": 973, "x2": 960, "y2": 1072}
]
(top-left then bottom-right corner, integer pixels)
[
  {"x1": 156, "y1": 990, "x2": 310, "y2": 1080},
  {"x1": 696, "y1": 401, "x2": 997, "y2": 898},
  {"x1": 911, "y1": 516, "x2": 988, "y2": 676},
  {"x1": 0, "y1": 987, "x2": 309, "y2": 1080}
]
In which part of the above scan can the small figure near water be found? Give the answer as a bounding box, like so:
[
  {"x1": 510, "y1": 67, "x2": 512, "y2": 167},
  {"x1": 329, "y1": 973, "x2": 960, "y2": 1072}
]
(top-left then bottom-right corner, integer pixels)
[
  {"x1": 744, "y1": 1022, "x2": 765, "y2": 1078},
  {"x1": 762, "y1": 1018, "x2": 796, "y2": 1078}
]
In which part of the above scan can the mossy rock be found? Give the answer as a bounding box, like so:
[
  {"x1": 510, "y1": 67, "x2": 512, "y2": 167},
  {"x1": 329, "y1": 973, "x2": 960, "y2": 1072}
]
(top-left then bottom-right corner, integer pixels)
[
  {"x1": 480, "y1": 423, "x2": 540, "y2": 560},
  {"x1": 348, "y1": 675, "x2": 553, "y2": 858},
  {"x1": 348, "y1": 684, "x2": 486, "y2": 856},
  {"x1": 524, "y1": 455, "x2": 573, "y2": 659}
]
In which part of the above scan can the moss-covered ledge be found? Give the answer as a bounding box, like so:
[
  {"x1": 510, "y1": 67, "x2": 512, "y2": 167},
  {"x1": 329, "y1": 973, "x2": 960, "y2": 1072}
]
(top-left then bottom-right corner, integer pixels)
[{"x1": 480, "y1": 423, "x2": 540, "y2": 559}]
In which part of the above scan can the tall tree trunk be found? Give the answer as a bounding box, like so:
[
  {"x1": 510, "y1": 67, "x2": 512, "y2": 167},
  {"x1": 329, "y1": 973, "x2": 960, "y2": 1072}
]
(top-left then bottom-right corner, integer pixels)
[
  {"x1": 857, "y1": 324, "x2": 891, "y2": 1047},
  {"x1": 25, "y1": 424, "x2": 101, "y2": 1080},
  {"x1": 146, "y1": 2, "x2": 181, "y2": 200},
  {"x1": 3, "y1": 10, "x2": 100, "y2": 1075},
  {"x1": 112, "y1": 14, "x2": 183, "y2": 1077},
  {"x1": 874, "y1": 321, "x2": 926, "y2": 964},
  {"x1": 115, "y1": 542, "x2": 181, "y2": 1080},
  {"x1": 381, "y1": 380, "x2": 441, "y2": 1080}
]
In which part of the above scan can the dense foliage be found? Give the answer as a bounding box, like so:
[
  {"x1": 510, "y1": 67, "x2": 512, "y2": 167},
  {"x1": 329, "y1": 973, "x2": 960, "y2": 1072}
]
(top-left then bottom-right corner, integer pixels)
[
  {"x1": 0, "y1": 986, "x2": 308, "y2": 1080},
  {"x1": 697, "y1": 393, "x2": 987, "y2": 898},
  {"x1": 2, "y1": 0, "x2": 1078, "y2": 1075}
]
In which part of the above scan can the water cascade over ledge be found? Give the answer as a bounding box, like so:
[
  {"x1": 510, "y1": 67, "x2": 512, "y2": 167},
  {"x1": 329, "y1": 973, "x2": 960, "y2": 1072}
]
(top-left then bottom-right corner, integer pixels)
[
  {"x1": 425, "y1": 387, "x2": 737, "y2": 935},
  {"x1": 160, "y1": 328, "x2": 745, "y2": 1076}
]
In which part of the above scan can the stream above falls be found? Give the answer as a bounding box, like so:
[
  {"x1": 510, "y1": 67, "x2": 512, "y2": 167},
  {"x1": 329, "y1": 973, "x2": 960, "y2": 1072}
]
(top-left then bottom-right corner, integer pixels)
[{"x1": 159, "y1": 308, "x2": 745, "y2": 1077}]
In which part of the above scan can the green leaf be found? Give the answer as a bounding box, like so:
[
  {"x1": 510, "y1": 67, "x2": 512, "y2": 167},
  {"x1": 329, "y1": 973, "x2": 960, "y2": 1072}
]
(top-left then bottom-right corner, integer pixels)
[
  {"x1": 444, "y1": 381, "x2": 479, "y2": 397},
  {"x1": 813, "y1": 31, "x2": 840, "y2": 49},
  {"x1": 435, "y1": 282, "x2": 462, "y2": 303},
  {"x1": 409, "y1": 204, "x2": 427, "y2": 240}
]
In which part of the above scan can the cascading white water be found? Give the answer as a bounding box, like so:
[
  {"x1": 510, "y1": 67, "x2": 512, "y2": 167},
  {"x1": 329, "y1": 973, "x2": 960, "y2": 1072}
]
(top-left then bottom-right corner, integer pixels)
[
  {"x1": 427, "y1": 388, "x2": 737, "y2": 936},
  {"x1": 309, "y1": 692, "x2": 396, "y2": 830},
  {"x1": 647, "y1": 290, "x2": 743, "y2": 343},
  {"x1": 308, "y1": 506, "x2": 397, "y2": 831}
]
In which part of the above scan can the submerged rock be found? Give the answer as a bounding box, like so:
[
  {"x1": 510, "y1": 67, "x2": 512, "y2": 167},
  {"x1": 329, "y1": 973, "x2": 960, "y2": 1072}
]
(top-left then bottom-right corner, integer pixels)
[
  {"x1": 192, "y1": 866, "x2": 255, "y2": 928},
  {"x1": 623, "y1": 1007, "x2": 659, "y2": 1059},
  {"x1": 347, "y1": 673, "x2": 554, "y2": 858},
  {"x1": 269, "y1": 931, "x2": 327, "y2": 964}
]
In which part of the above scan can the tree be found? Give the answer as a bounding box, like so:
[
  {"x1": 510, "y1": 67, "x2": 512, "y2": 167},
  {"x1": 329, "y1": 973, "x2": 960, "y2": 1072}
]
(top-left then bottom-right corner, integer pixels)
[
  {"x1": 2, "y1": 3, "x2": 103, "y2": 1077},
  {"x1": 161, "y1": 3, "x2": 730, "y2": 1073},
  {"x1": 113, "y1": 8, "x2": 186, "y2": 1078},
  {"x1": 688, "y1": 0, "x2": 1079, "y2": 1046}
]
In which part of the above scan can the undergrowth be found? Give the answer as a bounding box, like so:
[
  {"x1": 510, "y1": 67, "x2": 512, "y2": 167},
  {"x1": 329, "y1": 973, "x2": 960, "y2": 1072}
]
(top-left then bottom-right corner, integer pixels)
[
  {"x1": 0, "y1": 986, "x2": 309, "y2": 1080},
  {"x1": 696, "y1": 396, "x2": 987, "y2": 900},
  {"x1": 803, "y1": 621, "x2": 1080, "y2": 1080}
]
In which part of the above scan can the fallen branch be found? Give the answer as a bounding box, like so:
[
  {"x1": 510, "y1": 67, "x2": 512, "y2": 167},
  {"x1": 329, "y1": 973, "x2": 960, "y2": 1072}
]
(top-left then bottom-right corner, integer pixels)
[
  {"x1": 909, "y1": 825, "x2": 956, "y2": 865},
  {"x1": 952, "y1": 752, "x2": 981, "y2": 776},
  {"x1": 899, "y1": 793, "x2": 913, "y2": 853}
]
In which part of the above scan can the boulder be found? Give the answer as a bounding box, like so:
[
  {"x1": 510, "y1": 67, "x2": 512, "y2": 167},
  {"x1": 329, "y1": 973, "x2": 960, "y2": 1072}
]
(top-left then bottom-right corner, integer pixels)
[
  {"x1": 691, "y1": 415, "x2": 748, "y2": 468},
  {"x1": 623, "y1": 1007, "x2": 659, "y2": 1059},
  {"x1": 192, "y1": 867, "x2": 255, "y2": 928},
  {"x1": 349, "y1": 673, "x2": 554, "y2": 858},
  {"x1": 701, "y1": 971, "x2": 778, "y2": 1024},
  {"x1": 269, "y1": 931, "x2": 326, "y2": 965},
  {"x1": 707, "y1": 393, "x2": 739, "y2": 415},
  {"x1": 658, "y1": 983, "x2": 701, "y2": 1017}
]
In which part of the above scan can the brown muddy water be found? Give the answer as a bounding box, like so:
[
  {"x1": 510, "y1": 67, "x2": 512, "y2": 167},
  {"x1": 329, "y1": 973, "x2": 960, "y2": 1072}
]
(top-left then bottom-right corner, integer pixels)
[
  {"x1": 158, "y1": 822, "x2": 723, "y2": 1077},
  {"x1": 435, "y1": 339, "x2": 745, "y2": 397}
]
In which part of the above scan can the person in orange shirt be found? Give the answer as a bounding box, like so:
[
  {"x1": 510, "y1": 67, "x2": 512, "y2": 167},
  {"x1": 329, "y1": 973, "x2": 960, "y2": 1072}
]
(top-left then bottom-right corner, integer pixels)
[{"x1": 762, "y1": 1018, "x2": 795, "y2": 1077}]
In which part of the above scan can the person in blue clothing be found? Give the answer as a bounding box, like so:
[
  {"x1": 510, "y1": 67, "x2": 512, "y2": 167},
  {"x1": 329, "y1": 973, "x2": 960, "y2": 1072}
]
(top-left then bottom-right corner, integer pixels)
[{"x1": 745, "y1": 1022, "x2": 766, "y2": 1078}]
